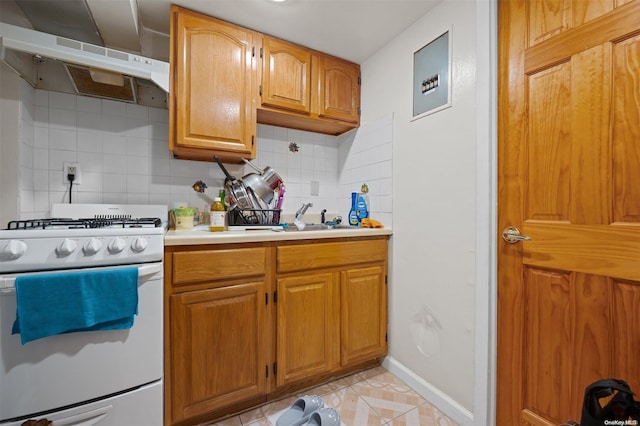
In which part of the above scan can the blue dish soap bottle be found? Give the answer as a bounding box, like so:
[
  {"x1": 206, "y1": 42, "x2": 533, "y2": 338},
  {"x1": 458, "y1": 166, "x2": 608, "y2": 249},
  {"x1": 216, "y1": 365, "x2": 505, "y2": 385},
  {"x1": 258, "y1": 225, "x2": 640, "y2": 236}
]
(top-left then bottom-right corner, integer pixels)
[
  {"x1": 348, "y1": 192, "x2": 359, "y2": 226},
  {"x1": 356, "y1": 183, "x2": 370, "y2": 224}
]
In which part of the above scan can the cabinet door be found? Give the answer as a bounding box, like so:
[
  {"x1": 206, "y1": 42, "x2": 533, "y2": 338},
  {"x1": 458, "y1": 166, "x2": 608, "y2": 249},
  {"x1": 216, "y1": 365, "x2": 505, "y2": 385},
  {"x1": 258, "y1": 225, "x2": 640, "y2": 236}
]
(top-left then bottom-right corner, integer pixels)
[
  {"x1": 276, "y1": 272, "x2": 336, "y2": 387},
  {"x1": 169, "y1": 281, "x2": 267, "y2": 423},
  {"x1": 261, "y1": 37, "x2": 312, "y2": 113},
  {"x1": 170, "y1": 6, "x2": 256, "y2": 161},
  {"x1": 341, "y1": 265, "x2": 387, "y2": 366},
  {"x1": 317, "y1": 55, "x2": 360, "y2": 124}
]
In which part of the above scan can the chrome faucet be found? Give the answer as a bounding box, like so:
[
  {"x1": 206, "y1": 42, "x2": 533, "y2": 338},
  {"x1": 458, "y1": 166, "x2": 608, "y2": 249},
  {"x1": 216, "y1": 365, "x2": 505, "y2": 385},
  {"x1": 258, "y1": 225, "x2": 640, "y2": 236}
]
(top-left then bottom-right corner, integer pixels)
[{"x1": 294, "y1": 202, "x2": 313, "y2": 230}]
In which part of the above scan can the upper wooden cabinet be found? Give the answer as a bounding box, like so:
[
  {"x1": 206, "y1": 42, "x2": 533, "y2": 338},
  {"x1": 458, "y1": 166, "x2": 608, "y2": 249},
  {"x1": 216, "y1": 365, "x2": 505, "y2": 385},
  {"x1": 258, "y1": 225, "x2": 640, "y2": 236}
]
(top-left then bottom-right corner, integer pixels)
[
  {"x1": 258, "y1": 39, "x2": 361, "y2": 135},
  {"x1": 260, "y1": 37, "x2": 312, "y2": 114},
  {"x1": 316, "y1": 55, "x2": 361, "y2": 124},
  {"x1": 169, "y1": 7, "x2": 361, "y2": 161},
  {"x1": 169, "y1": 6, "x2": 257, "y2": 162}
]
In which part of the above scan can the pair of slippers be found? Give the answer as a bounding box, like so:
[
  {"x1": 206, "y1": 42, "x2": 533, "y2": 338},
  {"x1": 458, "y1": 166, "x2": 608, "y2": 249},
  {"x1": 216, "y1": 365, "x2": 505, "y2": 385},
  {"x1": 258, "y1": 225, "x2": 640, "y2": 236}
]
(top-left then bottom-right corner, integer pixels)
[{"x1": 275, "y1": 395, "x2": 340, "y2": 426}]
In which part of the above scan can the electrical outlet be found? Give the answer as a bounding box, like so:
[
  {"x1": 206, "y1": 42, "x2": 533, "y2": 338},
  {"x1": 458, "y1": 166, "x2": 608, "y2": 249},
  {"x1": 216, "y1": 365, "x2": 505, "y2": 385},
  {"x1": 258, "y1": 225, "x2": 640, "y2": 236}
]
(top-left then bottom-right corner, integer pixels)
[{"x1": 63, "y1": 162, "x2": 81, "y2": 184}]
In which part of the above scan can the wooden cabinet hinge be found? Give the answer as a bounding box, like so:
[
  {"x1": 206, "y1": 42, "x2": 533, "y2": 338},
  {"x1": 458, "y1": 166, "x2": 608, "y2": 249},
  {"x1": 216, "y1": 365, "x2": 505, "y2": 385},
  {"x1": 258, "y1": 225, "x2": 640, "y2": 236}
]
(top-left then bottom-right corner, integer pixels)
[
  {"x1": 273, "y1": 290, "x2": 278, "y2": 303},
  {"x1": 358, "y1": 107, "x2": 361, "y2": 116},
  {"x1": 273, "y1": 362, "x2": 277, "y2": 376},
  {"x1": 259, "y1": 85, "x2": 262, "y2": 97},
  {"x1": 252, "y1": 46, "x2": 256, "y2": 57},
  {"x1": 266, "y1": 365, "x2": 269, "y2": 378},
  {"x1": 260, "y1": 47, "x2": 263, "y2": 59},
  {"x1": 385, "y1": 275, "x2": 388, "y2": 284},
  {"x1": 385, "y1": 332, "x2": 388, "y2": 342},
  {"x1": 358, "y1": 76, "x2": 361, "y2": 85},
  {"x1": 252, "y1": 135, "x2": 255, "y2": 146},
  {"x1": 265, "y1": 292, "x2": 268, "y2": 305}
]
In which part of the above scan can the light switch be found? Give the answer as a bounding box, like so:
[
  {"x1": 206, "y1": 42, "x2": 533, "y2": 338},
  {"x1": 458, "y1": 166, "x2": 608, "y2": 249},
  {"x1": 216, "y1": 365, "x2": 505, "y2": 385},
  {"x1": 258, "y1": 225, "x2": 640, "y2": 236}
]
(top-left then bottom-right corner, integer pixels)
[{"x1": 310, "y1": 181, "x2": 319, "y2": 196}]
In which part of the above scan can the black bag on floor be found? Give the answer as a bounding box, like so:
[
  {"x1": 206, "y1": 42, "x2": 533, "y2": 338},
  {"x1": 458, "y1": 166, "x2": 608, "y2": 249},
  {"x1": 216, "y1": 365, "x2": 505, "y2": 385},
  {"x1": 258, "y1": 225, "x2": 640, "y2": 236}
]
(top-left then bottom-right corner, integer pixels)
[{"x1": 580, "y1": 378, "x2": 640, "y2": 425}]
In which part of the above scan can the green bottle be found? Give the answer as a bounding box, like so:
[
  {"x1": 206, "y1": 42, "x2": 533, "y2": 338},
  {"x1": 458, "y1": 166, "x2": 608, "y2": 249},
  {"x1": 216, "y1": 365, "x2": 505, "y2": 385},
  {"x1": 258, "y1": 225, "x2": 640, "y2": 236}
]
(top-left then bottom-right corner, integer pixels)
[{"x1": 218, "y1": 189, "x2": 226, "y2": 210}]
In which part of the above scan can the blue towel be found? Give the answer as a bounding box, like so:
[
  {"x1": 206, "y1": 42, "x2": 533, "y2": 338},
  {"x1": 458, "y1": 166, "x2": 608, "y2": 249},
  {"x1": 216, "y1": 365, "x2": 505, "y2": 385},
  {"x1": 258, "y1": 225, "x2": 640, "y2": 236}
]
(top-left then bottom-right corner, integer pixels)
[{"x1": 12, "y1": 267, "x2": 139, "y2": 345}]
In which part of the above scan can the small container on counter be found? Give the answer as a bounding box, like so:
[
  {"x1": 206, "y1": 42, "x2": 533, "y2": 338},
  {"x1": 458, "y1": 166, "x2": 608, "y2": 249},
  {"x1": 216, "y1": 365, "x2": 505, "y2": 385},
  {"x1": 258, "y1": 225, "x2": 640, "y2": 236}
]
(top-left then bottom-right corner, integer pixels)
[
  {"x1": 193, "y1": 208, "x2": 201, "y2": 226},
  {"x1": 172, "y1": 207, "x2": 196, "y2": 230}
]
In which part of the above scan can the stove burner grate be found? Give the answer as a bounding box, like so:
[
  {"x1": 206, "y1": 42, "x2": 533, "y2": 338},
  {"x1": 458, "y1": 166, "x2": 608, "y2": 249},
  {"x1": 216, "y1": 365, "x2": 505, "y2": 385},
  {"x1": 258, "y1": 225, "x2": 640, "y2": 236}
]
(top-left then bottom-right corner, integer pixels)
[{"x1": 6, "y1": 217, "x2": 162, "y2": 230}]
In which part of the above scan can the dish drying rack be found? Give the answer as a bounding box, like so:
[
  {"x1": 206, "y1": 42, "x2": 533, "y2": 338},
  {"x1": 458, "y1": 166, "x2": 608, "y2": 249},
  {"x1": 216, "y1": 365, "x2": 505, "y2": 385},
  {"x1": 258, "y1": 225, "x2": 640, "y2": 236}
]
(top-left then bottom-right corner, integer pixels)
[{"x1": 227, "y1": 207, "x2": 281, "y2": 227}]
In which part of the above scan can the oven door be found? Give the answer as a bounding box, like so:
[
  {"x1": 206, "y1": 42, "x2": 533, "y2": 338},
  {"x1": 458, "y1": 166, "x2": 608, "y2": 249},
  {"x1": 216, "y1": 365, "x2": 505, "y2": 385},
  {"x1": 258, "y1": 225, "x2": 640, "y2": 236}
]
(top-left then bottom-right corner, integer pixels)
[{"x1": 0, "y1": 263, "x2": 163, "y2": 423}]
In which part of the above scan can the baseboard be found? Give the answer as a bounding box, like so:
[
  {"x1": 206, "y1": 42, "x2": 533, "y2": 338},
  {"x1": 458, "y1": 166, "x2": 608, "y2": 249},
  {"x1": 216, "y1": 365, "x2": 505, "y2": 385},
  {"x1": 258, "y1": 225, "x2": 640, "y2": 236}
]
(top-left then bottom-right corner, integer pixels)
[{"x1": 382, "y1": 356, "x2": 474, "y2": 426}]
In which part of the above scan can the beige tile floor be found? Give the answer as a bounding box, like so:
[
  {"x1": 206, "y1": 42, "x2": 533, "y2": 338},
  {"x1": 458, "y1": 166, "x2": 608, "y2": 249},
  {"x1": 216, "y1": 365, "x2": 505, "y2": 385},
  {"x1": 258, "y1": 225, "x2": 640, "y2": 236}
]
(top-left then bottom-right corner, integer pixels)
[{"x1": 206, "y1": 366, "x2": 459, "y2": 426}]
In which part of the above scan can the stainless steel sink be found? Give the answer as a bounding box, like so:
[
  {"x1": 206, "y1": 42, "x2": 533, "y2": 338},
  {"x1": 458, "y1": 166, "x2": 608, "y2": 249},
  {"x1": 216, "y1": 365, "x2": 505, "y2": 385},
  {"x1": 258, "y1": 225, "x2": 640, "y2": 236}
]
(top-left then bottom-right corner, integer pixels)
[{"x1": 280, "y1": 223, "x2": 356, "y2": 232}]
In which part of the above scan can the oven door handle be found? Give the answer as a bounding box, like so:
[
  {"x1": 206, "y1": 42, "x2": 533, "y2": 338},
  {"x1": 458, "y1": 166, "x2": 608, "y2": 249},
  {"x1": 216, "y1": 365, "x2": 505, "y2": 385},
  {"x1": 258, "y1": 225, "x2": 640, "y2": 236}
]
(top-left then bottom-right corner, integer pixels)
[
  {"x1": 0, "y1": 263, "x2": 162, "y2": 294},
  {"x1": 40, "y1": 404, "x2": 112, "y2": 426},
  {"x1": 138, "y1": 262, "x2": 162, "y2": 278}
]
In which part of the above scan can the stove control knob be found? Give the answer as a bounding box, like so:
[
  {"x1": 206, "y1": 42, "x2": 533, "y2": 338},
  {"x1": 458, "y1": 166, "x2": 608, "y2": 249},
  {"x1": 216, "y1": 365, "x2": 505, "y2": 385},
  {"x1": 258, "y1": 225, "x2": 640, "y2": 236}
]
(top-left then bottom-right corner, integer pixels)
[
  {"x1": 131, "y1": 237, "x2": 148, "y2": 253},
  {"x1": 56, "y1": 238, "x2": 77, "y2": 256},
  {"x1": 0, "y1": 240, "x2": 27, "y2": 260},
  {"x1": 83, "y1": 238, "x2": 102, "y2": 255},
  {"x1": 108, "y1": 237, "x2": 127, "y2": 254}
]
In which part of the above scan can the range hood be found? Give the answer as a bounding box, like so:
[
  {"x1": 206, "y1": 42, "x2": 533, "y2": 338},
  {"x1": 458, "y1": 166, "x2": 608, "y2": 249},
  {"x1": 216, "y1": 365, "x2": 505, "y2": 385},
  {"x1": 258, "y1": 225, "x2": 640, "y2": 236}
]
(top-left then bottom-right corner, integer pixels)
[{"x1": 0, "y1": 22, "x2": 169, "y2": 108}]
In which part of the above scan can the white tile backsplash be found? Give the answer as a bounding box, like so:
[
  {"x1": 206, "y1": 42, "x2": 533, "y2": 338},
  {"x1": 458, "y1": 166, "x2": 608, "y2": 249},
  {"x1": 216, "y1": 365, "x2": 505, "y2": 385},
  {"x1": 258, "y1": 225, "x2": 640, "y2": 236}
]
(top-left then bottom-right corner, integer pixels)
[
  {"x1": 49, "y1": 92, "x2": 76, "y2": 110},
  {"x1": 49, "y1": 128, "x2": 77, "y2": 151},
  {"x1": 337, "y1": 113, "x2": 394, "y2": 227},
  {"x1": 77, "y1": 96, "x2": 102, "y2": 113},
  {"x1": 49, "y1": 107, "x2": 77, "y2": 129},
  {"x1": 15, "y1": 87, "x2": 393, "y2": 225},
  {"x1": 35, "y1": 89, "x2": 49, "y2": 107},
  {"x1": 78, "y1": 110, "x2": 103, "y2": 130}
]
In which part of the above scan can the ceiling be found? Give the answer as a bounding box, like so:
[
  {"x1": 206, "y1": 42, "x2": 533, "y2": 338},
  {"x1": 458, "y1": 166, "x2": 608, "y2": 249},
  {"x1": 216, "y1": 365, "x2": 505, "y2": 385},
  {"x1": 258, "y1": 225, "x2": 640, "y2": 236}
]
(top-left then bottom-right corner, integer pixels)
[{"x1": 7, "y1": 0, "x2": 441, "y2": 64}]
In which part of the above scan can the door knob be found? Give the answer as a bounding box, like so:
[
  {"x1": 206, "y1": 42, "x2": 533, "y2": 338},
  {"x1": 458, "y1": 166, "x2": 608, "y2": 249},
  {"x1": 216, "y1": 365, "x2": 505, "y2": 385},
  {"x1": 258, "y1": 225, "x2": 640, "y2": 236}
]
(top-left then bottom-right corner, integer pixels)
[{"x1": 502, "y1": 226, "x2": 531, "y2": 244}]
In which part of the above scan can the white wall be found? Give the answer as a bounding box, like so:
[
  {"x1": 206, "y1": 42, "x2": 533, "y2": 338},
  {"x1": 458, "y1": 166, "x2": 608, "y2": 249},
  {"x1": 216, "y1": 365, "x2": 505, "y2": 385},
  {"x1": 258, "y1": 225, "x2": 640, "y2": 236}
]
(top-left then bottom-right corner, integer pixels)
[{"x1": 361, "y1": 0, "x2": 491, "y2": 420}]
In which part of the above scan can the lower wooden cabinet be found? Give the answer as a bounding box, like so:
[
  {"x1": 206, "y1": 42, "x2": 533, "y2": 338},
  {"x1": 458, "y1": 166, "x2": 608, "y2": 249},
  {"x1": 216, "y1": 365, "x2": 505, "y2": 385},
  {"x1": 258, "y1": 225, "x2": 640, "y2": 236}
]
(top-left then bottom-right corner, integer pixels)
[
  {"x1": 341, "y1": 266, "x2": 387, "y2": 366},
  {"x1": 276, "y1": 272, "x2": 338, "y2": 388},
  {"x1": 169, "y1": 282, "x2": 268, "y2": 423},
  {"x1": 165, "y1": 244, "x2": 271, "y2": 425},
  {"x1": 275, "y1": 264, "x2": 388, "y2": 393},
  {"x1": 165, "y1": 237, "x2": 388, "y2": 425}
]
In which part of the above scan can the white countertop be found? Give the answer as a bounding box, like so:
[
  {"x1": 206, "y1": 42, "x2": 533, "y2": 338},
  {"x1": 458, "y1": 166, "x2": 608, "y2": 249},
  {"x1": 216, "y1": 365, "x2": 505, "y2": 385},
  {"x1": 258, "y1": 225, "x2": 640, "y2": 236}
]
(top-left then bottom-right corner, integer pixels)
[{"x1": 164, "y1": 224, "x2": 392, "y2": 246}]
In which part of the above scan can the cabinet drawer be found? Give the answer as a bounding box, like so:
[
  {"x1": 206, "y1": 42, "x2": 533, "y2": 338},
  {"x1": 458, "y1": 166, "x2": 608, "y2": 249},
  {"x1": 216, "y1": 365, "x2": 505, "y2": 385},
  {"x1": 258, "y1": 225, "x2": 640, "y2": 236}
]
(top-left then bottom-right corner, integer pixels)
[
  {"x1": 277, "y1": 239, "x2": 387, "y2": 273},
  {"x1": 172, "y1": 247, "x2": 266, "y2": 285}
]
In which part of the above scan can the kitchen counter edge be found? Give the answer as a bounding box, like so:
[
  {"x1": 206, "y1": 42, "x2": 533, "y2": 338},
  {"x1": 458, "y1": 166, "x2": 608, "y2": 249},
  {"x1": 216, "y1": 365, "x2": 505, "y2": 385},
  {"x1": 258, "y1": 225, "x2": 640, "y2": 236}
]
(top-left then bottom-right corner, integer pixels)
[{"x1": 164, "y1": 227, "x2": 392, "y2": 245}]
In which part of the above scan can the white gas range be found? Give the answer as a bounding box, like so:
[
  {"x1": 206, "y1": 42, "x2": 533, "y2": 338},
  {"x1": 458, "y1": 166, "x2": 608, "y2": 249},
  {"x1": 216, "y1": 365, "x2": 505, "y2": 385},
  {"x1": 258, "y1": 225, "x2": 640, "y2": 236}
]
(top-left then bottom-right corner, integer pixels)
[
  {"x1": 0, "y1": 204, "x2": 167, "y2": 426},
  {"x1": 0, "y1": 204, "x2": 167, "y2": 274}
]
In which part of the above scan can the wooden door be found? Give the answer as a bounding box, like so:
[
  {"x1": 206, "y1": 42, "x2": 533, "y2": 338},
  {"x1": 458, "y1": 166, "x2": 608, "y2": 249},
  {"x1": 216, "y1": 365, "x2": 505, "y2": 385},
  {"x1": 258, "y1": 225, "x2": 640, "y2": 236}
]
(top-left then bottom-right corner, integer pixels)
[
  {"x1": 340, "y1": 265, "x2": 387, "y2": 366},
  {"x1": 169, "y1": 282, "x2": 267, "y2": 423},
  {"x1": 497, "y1": 1, "x2": 640, "y2": 425},
  {"x1": 169, "y1": 6, "x2": 256, "y2": 162},
  {"x1": 276, "y1": 272, "x2": 337, "y2": 388},
  {"x1": 261, "y1": 37, "x2": 312, "y2": 113},
  {"x1": 316, "y1": 55, "x2": 361, "y2": 124}
]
